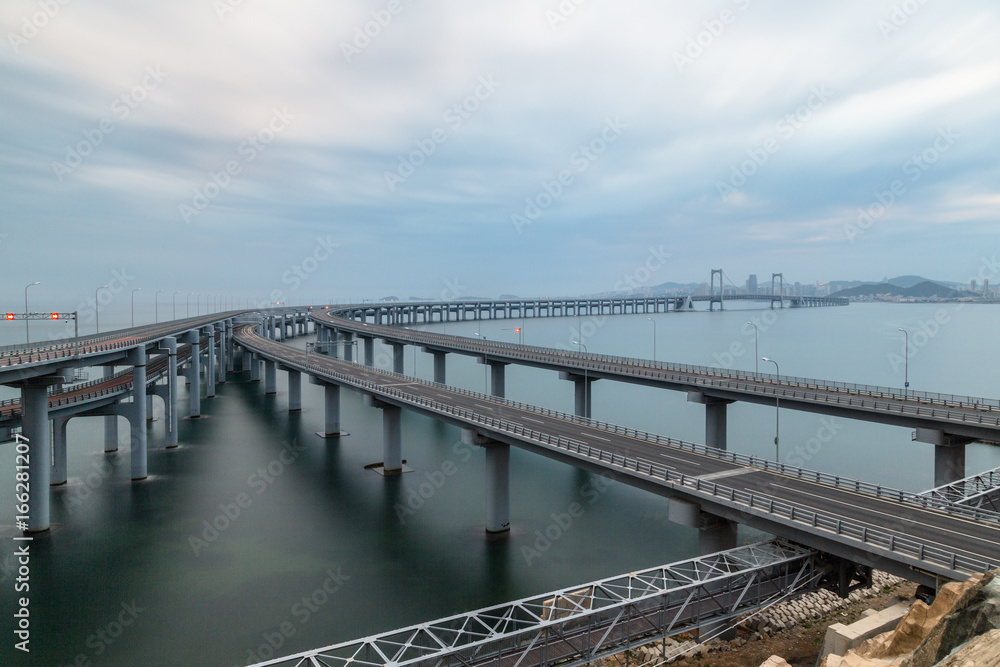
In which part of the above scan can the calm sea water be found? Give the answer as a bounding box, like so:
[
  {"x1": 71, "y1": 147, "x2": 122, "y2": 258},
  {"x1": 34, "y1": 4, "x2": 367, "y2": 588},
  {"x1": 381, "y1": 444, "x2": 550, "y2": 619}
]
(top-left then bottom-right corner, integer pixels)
[{"x1": 1, "y1": 302, "x2": 997, "y2": 666}]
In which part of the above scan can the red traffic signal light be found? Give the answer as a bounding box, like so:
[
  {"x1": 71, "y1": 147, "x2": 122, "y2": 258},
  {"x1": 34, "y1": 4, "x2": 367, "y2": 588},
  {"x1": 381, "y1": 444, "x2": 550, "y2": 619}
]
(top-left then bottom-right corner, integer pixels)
[
  {"x1": 515, "y1": 328, "x2": 521, "y2": 333},
  {"x1": 50, "y1": 313, "x2": 60, "y2": 320},
  {"x1": 5, "y1": 313, "x2": 14, "y2": 320}
]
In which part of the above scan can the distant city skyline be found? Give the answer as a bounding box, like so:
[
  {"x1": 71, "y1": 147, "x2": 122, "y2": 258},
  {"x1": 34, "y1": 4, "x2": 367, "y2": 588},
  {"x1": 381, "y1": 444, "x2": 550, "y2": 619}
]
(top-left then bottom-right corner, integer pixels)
[{"x1": 2, "y1": 1, "x2": 999, "y2": 308}]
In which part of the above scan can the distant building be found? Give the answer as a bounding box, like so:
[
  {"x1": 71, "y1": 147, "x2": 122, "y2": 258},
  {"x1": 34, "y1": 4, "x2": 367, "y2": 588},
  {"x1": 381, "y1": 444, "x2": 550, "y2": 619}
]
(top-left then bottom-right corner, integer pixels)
[
  {"x1": 747, "y1": 274, "x2": 758, "y2": 294},
  {"x1": 984, "y1": 279, "x2": 990, "y2": 295},
  {"x1": 971, "y1": 279, "x2": 977, "y2": 293}
]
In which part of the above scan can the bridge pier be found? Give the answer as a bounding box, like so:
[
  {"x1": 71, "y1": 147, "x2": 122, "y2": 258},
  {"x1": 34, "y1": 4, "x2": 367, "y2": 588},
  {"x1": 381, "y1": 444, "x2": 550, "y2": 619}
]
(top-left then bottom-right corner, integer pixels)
[
  {"x1": 485, "y1": 443, "x2": 511, "y2": 533},
  {"x1": 182, "y1": 330, "x2": 202, "y2": 418},
  {"x1": 264, "y1": 360, "x2": 277, "y2": 395},
  {"x1": 559, "y1": 372, "x2": 596, "y2": 418},
  {"x1": 343, "y1": 332, "x2": 354, "y2": 362},
  {"x1": 160, "y1": 337, "x2": 178, "y2": 447},
  {"x1": 287, "y1": 368, "x2": 302, "y2": 412},
  {"x1": 50, "y1": 416, "x2": 69, "y2": 486},
  {"x1": 103, "y1": 365, "x2": 119, "y2": 452},
  {"x1": 249, "y1": 353, "x2": 261, "y2": 382},
  {"x1": 687, "y1": 392, "x2": 732, "y2": 450},
  {"x1": 391, "y1": 343, "x2": 405, "y2": 374},
  {"x1": 361, "y1": 335, "x2": 375, "y2": 367},
  {"x1": 423, "y1": 349, "x2": 447, "y2": 384},
  {"x1": 216, "y1": 323, "x2": 227, "y2": 384},
  {"x1": 204, "y1": 326, "x2": 216, "y2": 398},
  {"x1": 365, "y1": 396, "x2": 404, "y2": 474},
  {"x1": 21, "y1": 376, "x2": 59, "y2": 531},
  {"x1": 311, "y1": 378, "x2": 344, "y2": 438},
  {"x1": 127, "y1": 345, "x2": 148, "y2": 480},
  {"x1": 914, "y1": 428, "x2": 972, "y2": 487},
  {"x1": 478, "y1": 361, "x2": 507, "y2": 397}
]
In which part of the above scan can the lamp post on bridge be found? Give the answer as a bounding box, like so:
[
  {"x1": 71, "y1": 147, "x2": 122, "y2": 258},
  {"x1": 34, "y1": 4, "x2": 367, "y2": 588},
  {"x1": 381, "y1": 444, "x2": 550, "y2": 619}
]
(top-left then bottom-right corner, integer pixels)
[
  {"x1": 898, "y1": 328, "x2": 909, "y2": 396},
  {"x1": 131, "y1": 288, "x2": 141, "y2": 327},
  {"x1": 646, "y1": 317, "x2": 656, "y2": 362},
  {"x1": 24, "y1": 281, "x2": 39, "y2": 344},
  {"x1": 747, "y1": 321, "x2": 759, "y2": 373},
  {"x1": 155, "y1": 289, "x2": 164, "y2": 323},
  {"x1": 762, "y1": 357, "x2": 779, "y2": 462},
  {"x1": 186, "y1": 292, "x2": 192, "y2": 318},
  {"x1": 95, "y1": 284, "x2": 109, "y2": 334}
]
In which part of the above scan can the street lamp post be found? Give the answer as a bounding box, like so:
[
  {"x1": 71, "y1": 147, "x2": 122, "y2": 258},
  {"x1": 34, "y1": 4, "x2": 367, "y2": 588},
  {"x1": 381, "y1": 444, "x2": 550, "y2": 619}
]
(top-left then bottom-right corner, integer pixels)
[
  {"x1": 155, "y1": 289, "x2": 164, "y2": 323},
  {"x1": 762, "y1": 357, "x2": 779, "y2": 461},
  {"x1": 898, "y1": 328, "x2": 909, "y2": 396},
  {"x1": 131, "y1": 288, "x2": 142, "y2": 327},
  {"x1": 24, "y1": 282, "x2": 40, "y2": 344},
  {"x1": 646, "y1": 317, "x2": 656, "y2": 362},
  {"x1": 186, "y1": 293, "x2": 192, "y2": 318},
  {"x1": 95, "y1": 284, "x2": 109, "y2": 333},
  {"x1": 747, "y1": 321, "x2": 759, "y2": 373}
]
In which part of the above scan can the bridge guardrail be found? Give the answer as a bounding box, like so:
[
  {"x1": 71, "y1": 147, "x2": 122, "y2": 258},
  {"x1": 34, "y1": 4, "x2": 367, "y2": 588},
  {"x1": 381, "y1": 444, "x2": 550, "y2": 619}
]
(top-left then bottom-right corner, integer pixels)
[{"x1": 235, "y1": 326, "x2": 1000, "y2": 578}]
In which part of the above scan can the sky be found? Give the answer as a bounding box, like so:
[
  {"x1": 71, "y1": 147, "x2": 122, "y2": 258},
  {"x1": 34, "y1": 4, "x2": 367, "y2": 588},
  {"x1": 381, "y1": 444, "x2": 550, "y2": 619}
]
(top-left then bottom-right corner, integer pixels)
[{"x1": 2, "y1": 0, "x2": 999, "y2": 313}]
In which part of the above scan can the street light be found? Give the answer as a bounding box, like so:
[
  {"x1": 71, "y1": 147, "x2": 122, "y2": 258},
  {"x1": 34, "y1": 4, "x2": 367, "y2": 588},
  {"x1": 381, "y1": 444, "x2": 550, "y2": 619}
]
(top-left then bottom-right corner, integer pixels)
[
  {"x1": 24, "y1": 282, "x2": 40, "y2": 344},
  {"x1": 131, "y1": 288, "x2": 142, "y2": 327},
  {"x1": 95, "y1": 285, "x2": 109, "y2": 333},
  {"x1": 746, "y1": 321, "x2": 759, "y2": 373},
  {"x1": 155, "y1": 289, "x2": 165, "y2": 323},
  {"x1": 646, "y1": 317, "x2": 656, "y2": 362},
  {"x1": 186, "y1": 292, "x2": 192, "y2": 318},
  {"x1": 898, "y1": 328, "x2": 909, "y2": 396},
  {"x1": 762, "y1": 357, "x2": 779, "y2": 461}
]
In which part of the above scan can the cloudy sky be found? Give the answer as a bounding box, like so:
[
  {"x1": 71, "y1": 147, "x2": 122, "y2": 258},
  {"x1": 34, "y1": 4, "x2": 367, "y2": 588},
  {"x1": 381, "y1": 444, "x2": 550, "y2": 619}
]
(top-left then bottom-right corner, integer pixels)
[{"x1": 2, "y1": 0, "x2": 999, "y2": 311}]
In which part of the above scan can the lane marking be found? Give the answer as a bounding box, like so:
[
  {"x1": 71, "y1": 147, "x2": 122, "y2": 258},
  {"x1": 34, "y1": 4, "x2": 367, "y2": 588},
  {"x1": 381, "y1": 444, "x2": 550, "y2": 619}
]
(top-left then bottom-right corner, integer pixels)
[{"x1": 698, "y1": 468, "x2": 756, "y2": 482}]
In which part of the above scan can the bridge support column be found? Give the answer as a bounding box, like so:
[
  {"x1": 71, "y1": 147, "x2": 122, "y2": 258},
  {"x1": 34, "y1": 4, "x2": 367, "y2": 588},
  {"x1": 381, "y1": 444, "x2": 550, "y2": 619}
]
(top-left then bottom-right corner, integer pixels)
[
  {"x1": 485, "y1": 443, "x2": 511, "y2": 533},
  {"x1": 687, "y1": 392, "x2": 733, "y2": 450},
  {"x1": 560, "y1": 372, "x2": 596, "y2": 418},
  {"x1": 311, "y1": 378, "x2": 344, "y2": 438},
  {"x1": 21, "y1": 377, "x2": 57, "y2": 531},
  {"x1": 160, "y1": 337, "x2": 178, "y2": 447},
  {"x1": 241, "y1": 349, "x2": 251, "y2": 373},
  {"x1": 913, "y1": 428, "x2": 972, "y2": 487},
  {"x1": 183, "y1": 330, "x2": 202, "y2": 418},
  {"x1": 669, "y1": 498, "x2": 737, "y2": 639},
  {"x1": 249, "y1": 353, "x2": 260, "y2": 382},
  {"x1": 287, "y1": 369, "x2": 302, "y2": 412},
  {"x1": 361, "y1": 336, "x2": 375, "y2": 367},
  {"x1": 103, "y1": 365, "x2": 119, "y2": 452},
  {"x1": 391, "y1": 343, "x2": 405, "y2": 374},
  {"x1": 343, "y1": 332, "x2": 354, "y2": 362},
  {"x1": 128, "y1": 346, "x2": 148, "y2": 480},
  {"x1": 382, "y1": 404, "x2": 402, "y2": 473},
  {"x1": 51, "y1": 416, "x2": 69, "y2": 486},
  {"x1": 489, "y1": 362, "x2": 507, "y2": 398},
  {"x1": 422, "y1": 348, "x2": 447, "y2": 383},
  {"x1": 264, "y1": 360, "x2": 277, "y2": 394},
  {"x1": 216, "y1": 324, "x2": 227, "y2": 383},
  {"x1": 204, "y1": 326, "x2": 216, "y2": 398}
]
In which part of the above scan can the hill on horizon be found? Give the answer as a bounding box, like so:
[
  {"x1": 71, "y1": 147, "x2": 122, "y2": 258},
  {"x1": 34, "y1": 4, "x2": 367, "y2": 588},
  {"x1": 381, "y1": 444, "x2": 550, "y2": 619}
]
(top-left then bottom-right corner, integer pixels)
[{"x1": 831, "y1": 280, "x2": 975, "y2": 299}]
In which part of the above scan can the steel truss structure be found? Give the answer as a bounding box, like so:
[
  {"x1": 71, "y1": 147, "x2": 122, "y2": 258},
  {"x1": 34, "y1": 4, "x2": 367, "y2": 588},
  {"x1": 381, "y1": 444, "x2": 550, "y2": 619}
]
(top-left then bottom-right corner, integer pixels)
[
  {"x1": 250, "y1": 540, "x2": 822, "y2": 667},
  {"x1": 919, "y1": 465, "x2": 1000, "y2": 512}
]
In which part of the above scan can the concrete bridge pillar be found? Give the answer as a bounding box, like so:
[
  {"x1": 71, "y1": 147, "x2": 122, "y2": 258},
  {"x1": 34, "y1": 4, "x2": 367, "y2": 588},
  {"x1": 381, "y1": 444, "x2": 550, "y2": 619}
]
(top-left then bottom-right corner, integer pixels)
[
  {"x1": 249, "y1": 353, "x2": 261, "y2": 382},
  {"x1": 264, "y1": 360, "x2": 277, "y2": 395},
  {"x1": 268, "y1": 316, "x2": 276, "y2": 340},
  {"x1": 914, "y1": 428, "x2": 972, "y2": 487},
  {"x1": 21, "y1": 376, "x2": 58, "y2": 531},
  {"x1": 311, "y1": 378, "x2": 343, "y2": 438},
  {"x1": 560, "y1": 371, "x2": 596, "y2": 418},
  {"x1": 103, "y1": 365, "x2": 119, "y2": 452},
  {"x1": 225, "y1": 320, "x2": 234, "y2": 373},
  {"x1": 128, "y1": 346, "x2": 148, "y2": 480},
  {"x1": 160, "y1": 337, "x2": 178, "y2": 447},
  {"x1": 391, "y1": 343, "x2": 405, "y2": 374},
  {"x1": 204, "y1": 326, "x2": 216, "y2": 398},
  {"x1": 360, "y1": 396, "x2": 404, "y2": 474},
  {"x1": 485, "y1": 443, "x2": 511, "y2": 533},
  {"x1": 687, "y1": 392, "x2": 733, "y2": 450},
  {"x1": 361, "y1": 336, "x2": 375, "y2": 367},
  {"x1": 241, "y1": 349, "x2": 251, "y2": 373},
  {"x1": 51, "y1": 416, "x2": 69, "y2": 486},
  {"x1": 343, "y1": 332, "x2": 354, "y2": 363},
  {"x1": 287, "y1": 369, "x2": 302, "y2": 412},
  {"x1": 182, "y1": 330, "x2": 202, "y2": 418},
  {"x1": 216, "y1": 324, "x2": 227, "y2": 384},
  {"x1": 422, "y1": 348, "x2": 447, "y2": 383},
  {"x1": 486, "y1": 361, "x2": 507, "y2": 398}
]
